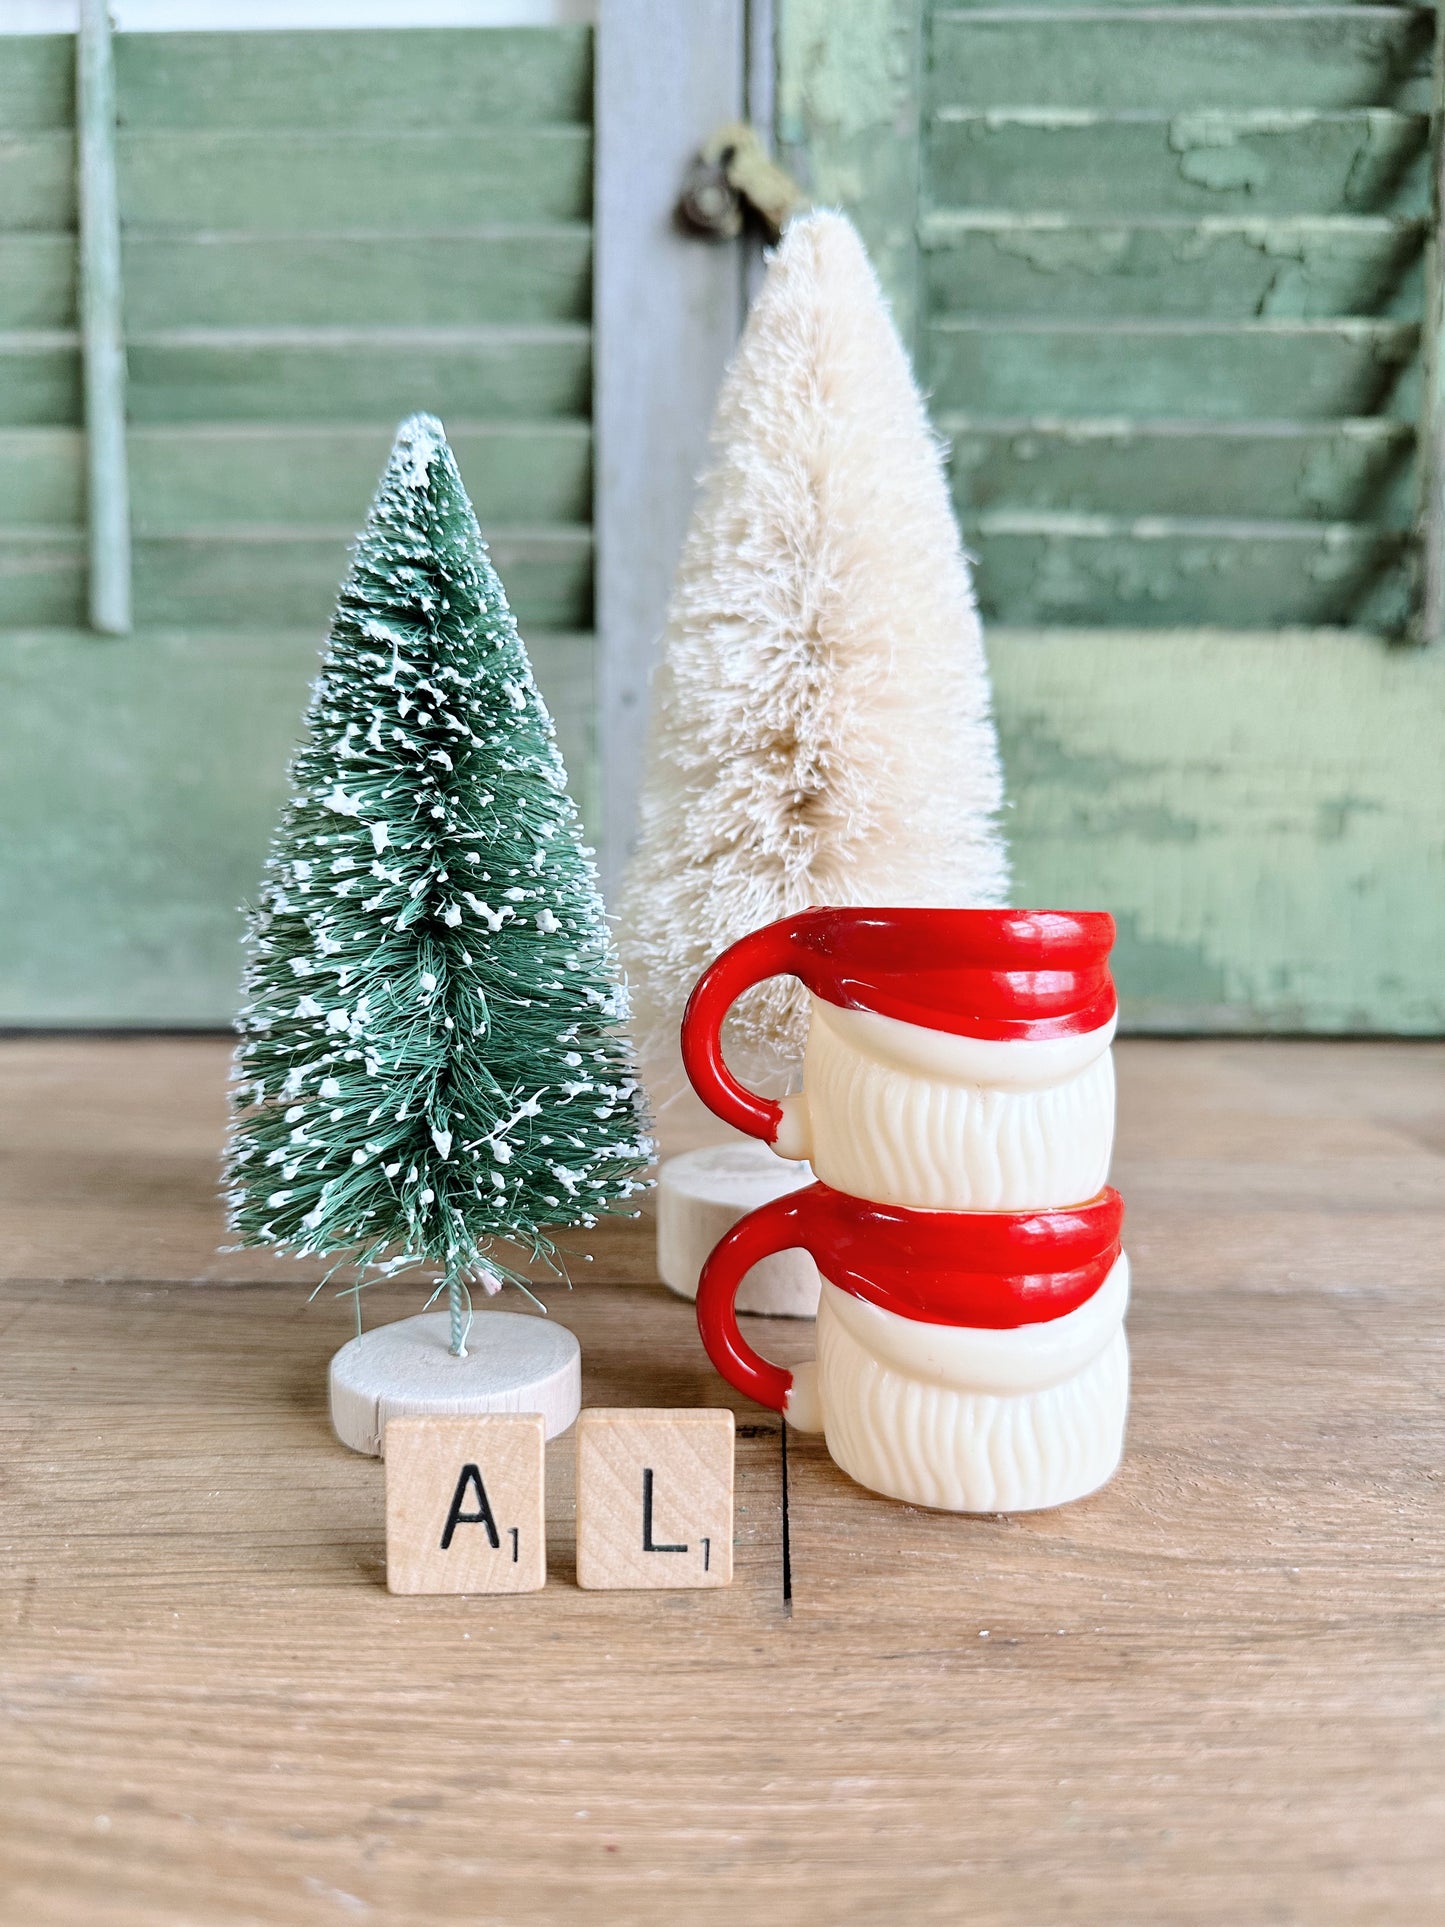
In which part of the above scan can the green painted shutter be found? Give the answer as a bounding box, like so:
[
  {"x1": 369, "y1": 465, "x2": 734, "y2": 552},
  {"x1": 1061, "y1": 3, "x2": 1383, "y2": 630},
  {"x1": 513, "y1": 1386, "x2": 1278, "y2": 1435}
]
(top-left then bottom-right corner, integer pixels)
[
  {"x1": 781, "y1": 0, "x2": 1445, "y2": 1030},
  {"x1": 0, "y1": 27, "x2": 594, "y2": 1023}
]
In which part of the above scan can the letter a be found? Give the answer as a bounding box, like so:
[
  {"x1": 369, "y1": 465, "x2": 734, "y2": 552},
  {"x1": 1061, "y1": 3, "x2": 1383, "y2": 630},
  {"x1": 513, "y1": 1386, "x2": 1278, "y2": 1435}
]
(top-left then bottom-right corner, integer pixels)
[{"x1": 439, "y1": 1463, "x2": 501, "y2": 1551}]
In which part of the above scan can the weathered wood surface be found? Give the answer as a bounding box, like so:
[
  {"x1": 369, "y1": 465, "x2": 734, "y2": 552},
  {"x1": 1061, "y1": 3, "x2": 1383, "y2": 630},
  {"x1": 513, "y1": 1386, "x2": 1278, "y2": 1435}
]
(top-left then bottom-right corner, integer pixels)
[
  {"x1": 927, "y1": 317, "x2": 1420, "y2": 421},
  {"x1": 77, "y1": 0, "x2": 132, "y2": 635},
  {"x1": 776, "y1": 0, "x2": 926, "y2": 339},
  {"x1": 910, "y1": 0, "x2": 1435, "y2": 641},
  {"x1": 926, "y1": 108, "x2": 1431, "y2": 218},
  {"x1": 0, "y1": 336, "x2": 79, "y2": 427},
  {"x1": 0, "y1": 432, "x2": 594, "y2": 632},
  {"x1": 944, "y1": 416, "x2": 1417, "y2": 525},
  {"x1": 121, "y1": 230, "x2": 593, "y2": 330},
  {"x1": 129, "y1": 527, "x2": 591, "y2": 634},
  {"x1": 122, "y1": 327, "x2": 593, "y2": 426},
  {"x1": 0, "y1": 532, "x2": 85, "y2": 628},
  {"x1": 992, "y1": 625, "x2": 1445, "y2": 1031},
  {"x1": 0, "y1": 422, "x2": 591, "y2": 530},
  {"x1": 975, "y1": 516, "x2": 1411, "y2": 629},
  {"x1": 928, "y1": 8, "x2": 1436, "y2": 113},
  {"x1": 112, "y1": 27, "x2": 593, "y2": 128},
  {"x1": 0, "y1": 532, "x2": 590, "y2": 636},
  {"x1": 0, "y1": 235, "x2": 73, "y2": 329},
  {"x1": 0, "y1": 621, "x2": 1438, "y2": 1029},
  {"x1": 0, "y1": 628, "x2": 597, "y2": 1025},
  {"x1": 0, "y1": 35, "x2": 73, "y2": 132},
  {"x1": 0, "y1": 132, "x2": 75, "y2": 229},
  {"x1": 923, "y1": 214, "x2": 1424, "y2": 320},
  {"x1": 1412, "y1": 0, "x2": 1445, "y2": 640},
  {"x1": 593, "y1": 0, "x2": 749, "y2": 896},
  {"x1": 0, "y1": 25, "x2": 597, "y2": 635},
  {"x1": 117, "y1": 127, "x2": 593, "y2": 230},
  {"x1": 0, "y1": 1035, "x2": 1442, "y2": 1923}
]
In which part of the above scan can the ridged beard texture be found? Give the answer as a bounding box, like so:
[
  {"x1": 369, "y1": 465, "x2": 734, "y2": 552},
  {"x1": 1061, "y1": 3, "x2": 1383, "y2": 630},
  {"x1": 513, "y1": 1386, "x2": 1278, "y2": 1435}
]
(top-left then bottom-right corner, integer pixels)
[{"x1": 618, "y1": 210, "x2": 1009, "y2": 1112}]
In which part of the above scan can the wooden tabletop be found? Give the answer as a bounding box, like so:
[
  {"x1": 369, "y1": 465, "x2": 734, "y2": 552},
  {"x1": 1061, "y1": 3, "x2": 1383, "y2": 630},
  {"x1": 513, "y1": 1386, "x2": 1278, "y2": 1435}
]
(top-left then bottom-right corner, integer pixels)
[{"x1": 1, "y1": 1036, "x2": 1442, "y2": 1925}]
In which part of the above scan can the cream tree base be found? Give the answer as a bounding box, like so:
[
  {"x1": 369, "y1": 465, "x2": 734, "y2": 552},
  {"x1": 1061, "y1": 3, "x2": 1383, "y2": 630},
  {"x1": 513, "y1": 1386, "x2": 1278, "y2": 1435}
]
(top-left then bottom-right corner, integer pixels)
[
  {"x1": 329, "y1": 1310, "x2": 581, "y2": 1457},
  {"x1": 657, "y1": 1143, "x2": 819, "y2": 1318}
]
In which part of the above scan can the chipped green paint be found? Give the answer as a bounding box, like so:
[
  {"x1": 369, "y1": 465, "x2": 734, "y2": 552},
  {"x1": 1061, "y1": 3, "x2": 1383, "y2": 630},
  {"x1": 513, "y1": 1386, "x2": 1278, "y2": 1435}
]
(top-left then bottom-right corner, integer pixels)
[
  {"x1": 775, "y1": 0, "x2": 1444, "y2": 1026},
  {"x1": 928, "y1": 10, "x2": 1435, "y2": 114},
  {"x1": 0, "y1": 23, "x2": 601, "y2": 1017},
  {"x1": 118, "y1": 127, "x2": 593, "y2": 230},
  {"x1": 944, "y1": 418, "x2": 1417, "y2": 526},
  {"x1": 928, "y1": 109, "x2": 1430, "y2": 218},
  {"x1": 0, "y1": 629, "x2": 599, "y2": 1024},
  {"x1": 991, "y1": 628, "x2": 1445, "y2": 1033},
  {"x1": 776, "y1": 0, "x2": 925, "y2": 339},
  {"x1": 1412, "y1": 1, "x2": 1445, "y2": 641},
  {"x1": 927, "y1": 318, "x2": 1421, "y2": 422},
  {"x1": 972, "y1": 517, "x2": 1414, "y2": 632},
  {"x1": 113, "y1": 26, "x2": 593, "y2": 128},
  {"x1": 922, "y1": 215, "x2": 1425, "y2": 321},
  {"x1": 122, "y1": 230, "x2": 594, "y2": 329}
]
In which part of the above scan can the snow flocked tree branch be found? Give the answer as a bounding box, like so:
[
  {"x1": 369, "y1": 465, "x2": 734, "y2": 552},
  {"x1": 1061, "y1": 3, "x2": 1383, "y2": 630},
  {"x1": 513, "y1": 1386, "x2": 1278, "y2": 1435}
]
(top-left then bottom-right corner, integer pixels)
[{"x1": 226, "y1": 415, "x2": 651, "y2": 1354}]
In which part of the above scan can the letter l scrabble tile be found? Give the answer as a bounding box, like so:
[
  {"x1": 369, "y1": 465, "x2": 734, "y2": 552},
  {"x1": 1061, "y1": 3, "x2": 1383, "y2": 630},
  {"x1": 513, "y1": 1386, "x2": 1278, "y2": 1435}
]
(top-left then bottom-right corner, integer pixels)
[{"x1": 575, "y1": 1408, "x2": 734, "y2": 1589}]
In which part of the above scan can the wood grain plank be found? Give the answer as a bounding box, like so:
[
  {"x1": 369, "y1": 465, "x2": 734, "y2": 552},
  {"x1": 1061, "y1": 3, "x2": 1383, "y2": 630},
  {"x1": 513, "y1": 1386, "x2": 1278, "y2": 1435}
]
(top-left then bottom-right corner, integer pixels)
[
  {"x1": 0, "y1": 426, "x2": 84, "y2": 525},
  {"x1": 0, "y1": 1036, "x2": 1441, "y2": 1924},
  {"x1": 0, "y1": 333, "x2": 80, "y2": 427},
  {"x1": 129, "y1": 527, "x2": 592, "y2": 632},
  {"x1": 123, "y1": 327, "x2": 591, "y2": 426},
  {"x1": 776, "y1": 0, "x2": 925, "y2": 337},
  {"x1": 922, "y1": 215, "x2": 1424, "y2": 320},
  {"x1": 117, "y1": 127, "x2": 592, "y2": 230},
  {"x1": 944, "y1": 415, "x2": 1417, "y2": 524},
  {"x1": 0, "y1": 423, "x2": 592, "y2": 533},
  {"x1": 991, "y1": 624, "x2": 1445, "y2": 1030},
  {"x1": 924, "y1": 109, "x2": 1430, "y2": 218},
  {"x1": 133, "y1": 422, "x2": 591, "y2": 528},
  {"x1": 937, "y1": 0, "x2": 1438, "y2": 7},
  {"x1": 0, "y1": 132, "x2": 75, "y2": 231},
  {"x1": 0, "y1": 234, "x2": 75, "y2": 329},
  {"x1": 77, "y1": 0, "x2": 133, "y2": 635},
  {"x1": 0, "y1": 34, "x2": 74, "y2": 133},
  {"x1": 928, "y1": 8, "x2": 1436, "y2": 113},
  {"x1": 1410, "y1": 0, "x2": 1445, "y2": 639},
  {"x1": 927, "y1": 316, "x2": 1420, "y2": 419},
  {"x1": 112, "y1": 27, "x2": 593, "y2": 129},
  {"x1": 0, "y1": 530, "x2": 85, "y2": 626},
  {"x1": 121, "y1": 230, "x2": 592, "y2": 329},
  {"x1": 593, "y1": 0, "x2": 747, "y2": 896},
  {"x1": 972, "y1": 515, "x2": 1413, "y2": 629},
  {"x1": 0, "y1": 629, "x2": 597, "y2": 1025}
]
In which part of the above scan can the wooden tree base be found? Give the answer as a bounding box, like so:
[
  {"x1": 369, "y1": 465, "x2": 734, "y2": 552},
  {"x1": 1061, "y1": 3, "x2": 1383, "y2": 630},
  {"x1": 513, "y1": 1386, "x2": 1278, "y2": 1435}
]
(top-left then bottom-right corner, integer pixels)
[
  {"x1": 656, "y1": 1142, "x2": 820, "y2": 1318},
  {"x1": 329, "y1": 1309, "x2": 581, "y2": 1457}
]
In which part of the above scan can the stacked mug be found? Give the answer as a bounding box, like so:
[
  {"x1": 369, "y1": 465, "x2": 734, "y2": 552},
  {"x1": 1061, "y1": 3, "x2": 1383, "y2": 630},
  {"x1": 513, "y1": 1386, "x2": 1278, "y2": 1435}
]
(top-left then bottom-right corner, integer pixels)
[{"x1": 684, "y1": 908, "x2": 1128, "y2": 1512}]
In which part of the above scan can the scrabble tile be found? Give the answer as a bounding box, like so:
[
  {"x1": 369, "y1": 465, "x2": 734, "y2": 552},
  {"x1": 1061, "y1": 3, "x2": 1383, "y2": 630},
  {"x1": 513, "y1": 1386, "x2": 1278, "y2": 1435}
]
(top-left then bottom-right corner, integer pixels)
[
  {"x1": 385, "y1": 1413, "x2": 546, "y2": 1595},
  {"x1": 575, "y1": 1408, "x2": 734, "y2": 1590}
]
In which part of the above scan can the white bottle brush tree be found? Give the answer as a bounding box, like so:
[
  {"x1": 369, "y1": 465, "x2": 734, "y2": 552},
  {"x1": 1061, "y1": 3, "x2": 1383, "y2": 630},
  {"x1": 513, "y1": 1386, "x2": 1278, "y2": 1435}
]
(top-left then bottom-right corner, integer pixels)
[
  {"x1": 226, "y1": 415, "x2": 651, "y2": 1355},
  {"x1": 618, "y1": 209, "x2": 1010, "y2": 1113}
]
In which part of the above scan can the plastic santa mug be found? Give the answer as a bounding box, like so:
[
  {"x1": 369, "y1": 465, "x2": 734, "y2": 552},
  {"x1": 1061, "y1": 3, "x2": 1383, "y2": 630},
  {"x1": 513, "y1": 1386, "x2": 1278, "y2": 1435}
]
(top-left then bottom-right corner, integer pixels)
[
  {"x1": 696, "y1": 1183, "x2": 1129, "y2": 1512},
  {"x1": 680, "y1": 907, "x2": 1119, "y2": 1212}
]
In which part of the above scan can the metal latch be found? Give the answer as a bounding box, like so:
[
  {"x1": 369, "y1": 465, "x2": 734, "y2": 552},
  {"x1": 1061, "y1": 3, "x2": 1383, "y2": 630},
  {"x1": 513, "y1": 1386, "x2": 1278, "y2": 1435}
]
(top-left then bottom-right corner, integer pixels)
[{"x1": 676, "y1": 122, "x2": 809, "y2": 242}]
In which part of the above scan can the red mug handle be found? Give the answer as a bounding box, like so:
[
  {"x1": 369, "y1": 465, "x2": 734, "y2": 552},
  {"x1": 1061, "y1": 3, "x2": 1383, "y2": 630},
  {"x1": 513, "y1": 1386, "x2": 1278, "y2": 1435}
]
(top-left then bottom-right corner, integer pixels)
[
  {"x1": 681, "y1": 915, "x2": 817, "y2": 1142},
  {"x1": 696, "y1": 1190, "x2": 814, "y2": 1415}
]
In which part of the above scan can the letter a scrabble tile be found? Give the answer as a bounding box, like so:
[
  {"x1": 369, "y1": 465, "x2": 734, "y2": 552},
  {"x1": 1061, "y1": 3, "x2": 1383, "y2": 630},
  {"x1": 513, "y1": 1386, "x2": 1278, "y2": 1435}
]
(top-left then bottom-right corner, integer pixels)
[
  {"x1": 575, "y1": 1408, "x2": 734, "y2": 1590},
  {"x1": 385, "y1": 1413, "x2": 546, "y2": 1595}
]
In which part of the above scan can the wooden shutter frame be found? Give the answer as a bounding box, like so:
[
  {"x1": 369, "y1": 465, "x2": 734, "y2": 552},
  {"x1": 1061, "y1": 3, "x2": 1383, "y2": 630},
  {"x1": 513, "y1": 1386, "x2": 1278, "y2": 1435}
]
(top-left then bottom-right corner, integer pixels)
[{"x1": 594, "y1": 0, "x2": 779, "y2": 898}]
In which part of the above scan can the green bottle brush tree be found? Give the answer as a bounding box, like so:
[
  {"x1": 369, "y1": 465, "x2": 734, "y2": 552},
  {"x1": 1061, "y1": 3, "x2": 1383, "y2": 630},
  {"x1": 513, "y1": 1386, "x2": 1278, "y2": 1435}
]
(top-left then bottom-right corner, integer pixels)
[{"x1": 226, "y1": 414, "x2": 652, "y2": 1358}]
